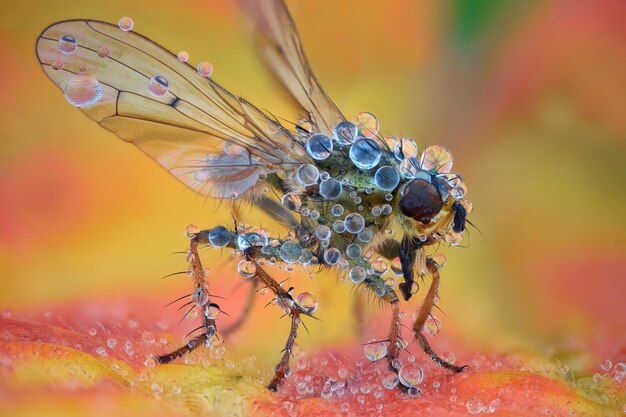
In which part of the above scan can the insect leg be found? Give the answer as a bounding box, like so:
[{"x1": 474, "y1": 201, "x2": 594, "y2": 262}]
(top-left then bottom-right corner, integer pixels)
[
  {"x1": 254, "y1": 265, "x2": 309, "y2": 391},
  {"x1": 412, "y1": 258, "x2": 467, "y2": 373},
  {"x1": 398, "y1": 235, "x2": 427, "y2": 301},
  {"x1": 451, "y1": 201, "x2": 467, "y2": 233},
  {"x1": 156, "y1": 231, "x2": 218, "y2": 364},
  {"x1": 360, "y1": 274, "x2": 403, "y2": 374}
]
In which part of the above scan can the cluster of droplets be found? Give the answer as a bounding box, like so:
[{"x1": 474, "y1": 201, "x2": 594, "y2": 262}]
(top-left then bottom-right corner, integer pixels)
[{"x1": 55, "y1": 17, "x2": 215, "y2": 109}]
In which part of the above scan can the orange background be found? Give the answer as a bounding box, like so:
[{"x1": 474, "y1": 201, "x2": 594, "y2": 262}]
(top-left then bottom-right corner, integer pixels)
[{"x1": 0, "y1": 0, "x2": 625, "y2": 415}]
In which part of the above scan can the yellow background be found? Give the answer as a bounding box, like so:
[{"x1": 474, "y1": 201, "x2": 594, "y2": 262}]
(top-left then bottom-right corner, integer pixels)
[{"x1": 1, "y1": 0, "x2": 625, "y2": 367}]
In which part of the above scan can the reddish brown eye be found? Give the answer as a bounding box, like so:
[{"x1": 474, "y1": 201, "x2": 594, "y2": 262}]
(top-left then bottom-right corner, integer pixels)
[{"x1": 399, "y1": 179, "x2": 443, "y2": 223}]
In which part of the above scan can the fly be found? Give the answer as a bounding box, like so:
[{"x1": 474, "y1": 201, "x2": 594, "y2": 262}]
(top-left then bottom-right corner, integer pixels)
[{"x1": 36, "y1": 0, "x2": 472, "y2": 393}]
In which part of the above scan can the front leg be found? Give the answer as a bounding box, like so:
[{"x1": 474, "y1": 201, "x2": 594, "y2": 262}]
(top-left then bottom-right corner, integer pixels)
[
  {"x1": 398, "y1": 235, "x2": 427, "y2": 301},
  {"x1": 412, "y1": 258, "x2": 467, "y2": 373}
]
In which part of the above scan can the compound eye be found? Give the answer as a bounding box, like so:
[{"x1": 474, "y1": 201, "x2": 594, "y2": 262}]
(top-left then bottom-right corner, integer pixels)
[{"x1": 399, "y1": 179, "x2": 443, "y2": 224}]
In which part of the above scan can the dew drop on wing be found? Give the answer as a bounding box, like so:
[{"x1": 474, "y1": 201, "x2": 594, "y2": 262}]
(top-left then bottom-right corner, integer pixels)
[
  {"x1": 64, "y1": 76, "x2": 102, "y2": 107},
  {"x1": 147, "y1": 75, "x2": 169, "y2": 97},
  {"x1": 118, "y1": 16, "x2": 134, "y2": 31},
  {"x1": 58, "y1": 35, "x2": 77, "y2": 54}
]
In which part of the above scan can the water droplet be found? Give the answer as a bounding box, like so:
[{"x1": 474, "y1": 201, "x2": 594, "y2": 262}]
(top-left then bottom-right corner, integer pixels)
[
  {"x1": 144, "y1": 357, "x2": 156, "y2": 368},
  {"x1": 319, "y1": 178, "x2": 342, "y2": 199},
  {"x1": 398, "y1": 363, "x2": 424, "y2": 387},
  {"x1": 451, "y1": 181, "x2": 467, "y2": 199},
  {"x1": 349, "y1": 266, "x2": 366, "y2": 284},
  {"x1": 600, "y1": 359, "x2": 613, "y2": 372},
  {"x1": 425, "y1": 316, "x2": 441, "y2": 335},
  {"x1": 192, "y1": 288, "x2": 209, "y2": 306},
  {"x1": 315, "y1": 225, "x2": 331, "y2": 241},
  {"x1": 371, "y1": 258, "x2": 388, "y2": 274},
  {"x1": 197, "y1": 61, "x2": 213, "y2": 77},
  {"x1": 97, "y1": 45, "x2": 110, "y2": 58},
  {"x1": 280, "y1": 241, "x2": 303, "y2": 263},
  {"x1": 408, "y1": 387, "x2": 421, "y2": 397},
  {"x1": 344, "y1": 213, "x2": 365, "y2": 234},
  {"x1": 147, "y1": 75, "x2": 169, "y2": 97},
  {"x1": 324, "y1": 248, "x2": 341, "y2": 265},
  {"x1": 296, "y1": 164, "x2": 319, "y2": 186},
  {"x1": 346, "y1": 243, "x2": 362, "y2": 259},
  {"x1": 296, "y1": 292, "x2": 318, "y2": 314},
  {"x1": 208, "y1": 226, "x2": 230, "y2": 247},
  {"x1": 382, "y1": 372, "x2": 399, "y2": 389},
  {"x1": 118, "y1": 16, "x2": 134, "y2": 32},
  {"x1": 357, "y1": 227, "x2": 374, "y2": 242},
  {"x1": 364, "y1": 339, "x2": 387, "y2": 361},
  {"x1": 354, "y1": 112, "x2": 379, "y2": 138},
  {"x1": 51, "y1": 58, "x2": 64, "y2": 71},
  {"x1": 185, "y1": 224, "x2": 199, "y2": 238},
  {"x1": 333, "y1": 220, "x2": 345, "y2": 233},
  {"x1": 296, "y1": 119, "x2": 312, "y2": 135},
  {"x1": 237, "y1": 260, "x2": 256, "y2": 278},
  {"x1": 331, "y1": 204, "x2": 344, "y2": 216},
  {"x1": 306, "y1": 133, "x2": 333, "y2": 160},
  {"x1": 432, "y1": 253, "x2": 446, "y2": 268},
  {"x1": 333, "y1": 121, "x2": 358, "y2": 145},
  {"x1": 349, "y1": 138, "x2": 381, "y2": 170},
  {"x1": 142, "y1": 331, "x2": 155, "y2": 344},
  {"x1": 374, "y1": 166, "x2": 400, "y2": 191},
  {"x1": 58, "y1": 35, "x2": 77, "y2": 54},
  {"x1": 204, "y1": 303, "x2": 221, "y2": 319},
  {"x1": 177, "y1": 51, "x2": 189, "y2": 63},
  {"x1": 64, "y1": 76, "x2": 102, "y2": 107},
  {"x1": 421, "y1": 145, "x2": 453, "y2": 174},
  {"x1": 466, "y1": 400, "x2": 483, "y2": 415},
  {"x1": 106, "y1": 338, "x2": 117, "y2": 349},
  {"x1": 393, "y1": 138, "x2": 419, "y2": 160},
  {"x1": 281, "y1": 193, "x2": 302, "y2": 211}
]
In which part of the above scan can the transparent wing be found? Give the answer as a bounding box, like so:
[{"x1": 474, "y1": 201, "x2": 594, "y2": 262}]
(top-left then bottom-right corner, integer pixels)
[
  {"x1": 244, "y1": 0, "x2": 345, "y2": 134},
  {"x1": 36, "y1": 20, "x2": 311, "y2": 198}
]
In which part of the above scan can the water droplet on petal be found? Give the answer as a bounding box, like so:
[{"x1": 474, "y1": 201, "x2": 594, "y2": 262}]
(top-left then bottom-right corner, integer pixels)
[
  {"x1": 118, "y1": 16, "x2": 134, "y2": 32},
  {"x1": 147, "y1": 75, "x2": 169, "y2": 97},
  {"x1": 64, "y1": 76, "x2": 102, "y2": 107},
  {"x1": 398, "y1": 363, "x2": 424, "y2": 387},
  {"x1": 58, "y1": 35, "x2": 77, "y2": 54},
  {"x1": 364, "y1": 339, "x2": 387, "y2": 361}
]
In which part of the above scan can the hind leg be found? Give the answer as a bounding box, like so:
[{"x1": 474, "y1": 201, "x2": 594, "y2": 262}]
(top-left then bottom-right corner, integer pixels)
[{"x1": 156, "y1": 230, "x2": 218, "y2": 363}]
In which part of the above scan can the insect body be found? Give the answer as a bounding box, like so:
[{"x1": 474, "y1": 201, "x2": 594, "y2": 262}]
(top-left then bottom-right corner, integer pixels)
[{"x1": 36, "y1": 0, "x2": 471, "y2": 392}]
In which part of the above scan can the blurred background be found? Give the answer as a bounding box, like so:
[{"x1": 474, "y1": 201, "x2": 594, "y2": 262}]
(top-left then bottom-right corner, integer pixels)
[{"x1": 0, "y1": 0, "x2": 625, "y2": 404}]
